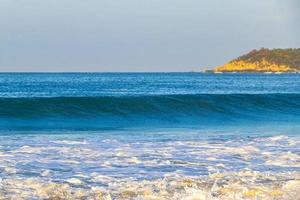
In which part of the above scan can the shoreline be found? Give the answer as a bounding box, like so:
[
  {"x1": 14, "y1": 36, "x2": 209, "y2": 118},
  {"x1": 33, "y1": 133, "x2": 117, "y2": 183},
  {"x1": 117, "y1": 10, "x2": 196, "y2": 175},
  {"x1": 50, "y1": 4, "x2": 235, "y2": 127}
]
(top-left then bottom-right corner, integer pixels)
[{"x1": 1, "y1": 171, "x2": 300, "y2": 199}]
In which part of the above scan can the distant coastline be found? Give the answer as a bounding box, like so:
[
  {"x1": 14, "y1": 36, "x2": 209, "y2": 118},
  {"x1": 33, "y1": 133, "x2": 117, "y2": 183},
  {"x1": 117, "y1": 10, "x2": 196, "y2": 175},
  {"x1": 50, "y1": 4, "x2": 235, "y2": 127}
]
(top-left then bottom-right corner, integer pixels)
[{"x1": 208, "y1": 48, "x2": 300, "y2": 73}]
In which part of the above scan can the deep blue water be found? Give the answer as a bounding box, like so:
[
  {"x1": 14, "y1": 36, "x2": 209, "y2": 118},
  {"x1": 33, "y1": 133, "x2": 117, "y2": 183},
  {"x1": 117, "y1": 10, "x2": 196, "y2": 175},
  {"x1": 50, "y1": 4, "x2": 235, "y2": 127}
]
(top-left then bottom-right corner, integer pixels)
[
  {"x1": 0, "y1": 73, "x2": 300, "y2": 132},
  {"x1": 1, "y1": 73, "x2": 300, "y2": 97}
]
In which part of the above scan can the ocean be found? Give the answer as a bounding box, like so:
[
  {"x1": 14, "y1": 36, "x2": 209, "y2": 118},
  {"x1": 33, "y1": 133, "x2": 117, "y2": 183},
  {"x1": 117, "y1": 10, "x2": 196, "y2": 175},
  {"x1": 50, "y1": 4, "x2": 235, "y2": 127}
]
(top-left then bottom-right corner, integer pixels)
[{"x1": 0, "y1": 73, "x2": 300, "y2": 199}]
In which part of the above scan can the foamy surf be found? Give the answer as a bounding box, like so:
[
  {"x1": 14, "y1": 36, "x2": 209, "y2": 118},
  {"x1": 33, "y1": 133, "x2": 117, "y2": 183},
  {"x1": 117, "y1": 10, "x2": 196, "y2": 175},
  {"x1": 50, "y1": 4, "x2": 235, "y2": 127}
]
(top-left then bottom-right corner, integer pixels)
[
  {"x1": 1, "y1": 171, "x2": 299, "y2": 199},
  {"x1": 0, "y1": 133, "x2": 299, "y2": 199}
]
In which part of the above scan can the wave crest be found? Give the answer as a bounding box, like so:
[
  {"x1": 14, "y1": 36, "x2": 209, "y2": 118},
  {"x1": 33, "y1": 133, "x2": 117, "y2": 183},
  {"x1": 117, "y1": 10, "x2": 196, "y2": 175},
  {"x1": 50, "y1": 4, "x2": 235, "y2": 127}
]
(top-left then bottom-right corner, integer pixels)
[{"x1": 0, "y1": 94, "x2": 300, "y2": 130}]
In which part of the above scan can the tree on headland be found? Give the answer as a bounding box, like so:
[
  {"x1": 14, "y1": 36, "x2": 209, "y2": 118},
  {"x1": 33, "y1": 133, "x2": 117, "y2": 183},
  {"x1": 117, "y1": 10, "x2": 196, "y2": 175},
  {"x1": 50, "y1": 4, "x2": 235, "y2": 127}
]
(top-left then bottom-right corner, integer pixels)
[{"x1": 213, "y1": 48, "x2": 300, "y2": 72}]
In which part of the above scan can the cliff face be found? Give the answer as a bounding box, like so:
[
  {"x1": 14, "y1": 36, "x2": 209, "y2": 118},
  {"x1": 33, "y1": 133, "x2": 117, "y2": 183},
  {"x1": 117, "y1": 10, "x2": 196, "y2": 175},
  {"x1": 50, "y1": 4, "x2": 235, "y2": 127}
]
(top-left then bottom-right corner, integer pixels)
[{"x1": 214, "y1": 48, "x2": 300, "y2": 73}]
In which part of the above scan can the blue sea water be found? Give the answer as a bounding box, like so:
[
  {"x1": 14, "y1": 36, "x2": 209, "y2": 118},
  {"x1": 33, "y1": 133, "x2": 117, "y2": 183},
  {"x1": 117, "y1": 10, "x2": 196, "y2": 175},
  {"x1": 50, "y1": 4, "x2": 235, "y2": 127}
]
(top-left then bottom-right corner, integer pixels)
[
  {"x1": 1, "y1": 73, "x2": 300, "y2": 199},
  {"x1": 1, "y1": 73, "x2": 300, "y2": 132}
]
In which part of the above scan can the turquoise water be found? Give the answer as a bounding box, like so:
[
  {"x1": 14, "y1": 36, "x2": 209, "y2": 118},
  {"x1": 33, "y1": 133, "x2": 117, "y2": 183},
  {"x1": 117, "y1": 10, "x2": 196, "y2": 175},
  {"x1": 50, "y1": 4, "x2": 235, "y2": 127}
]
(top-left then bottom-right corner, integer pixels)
[{"x1": 0, "y1": 73, "x2": 300, "y2": 199}]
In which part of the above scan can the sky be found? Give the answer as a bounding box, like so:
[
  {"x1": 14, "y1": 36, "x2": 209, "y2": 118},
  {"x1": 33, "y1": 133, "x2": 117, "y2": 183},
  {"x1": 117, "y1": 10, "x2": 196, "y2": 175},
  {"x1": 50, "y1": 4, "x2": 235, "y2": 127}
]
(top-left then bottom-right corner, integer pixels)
[{"x1": 0, "y1": 0, "x2": 299, "y2": 72}]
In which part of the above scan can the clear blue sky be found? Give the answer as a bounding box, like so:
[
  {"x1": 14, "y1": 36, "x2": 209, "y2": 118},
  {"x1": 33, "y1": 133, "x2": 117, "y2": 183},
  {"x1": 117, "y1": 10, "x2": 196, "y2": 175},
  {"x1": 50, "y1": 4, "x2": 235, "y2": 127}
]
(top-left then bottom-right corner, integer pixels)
[{"x1": 0, "y1": 0, "x2": 299, "y2": 72}]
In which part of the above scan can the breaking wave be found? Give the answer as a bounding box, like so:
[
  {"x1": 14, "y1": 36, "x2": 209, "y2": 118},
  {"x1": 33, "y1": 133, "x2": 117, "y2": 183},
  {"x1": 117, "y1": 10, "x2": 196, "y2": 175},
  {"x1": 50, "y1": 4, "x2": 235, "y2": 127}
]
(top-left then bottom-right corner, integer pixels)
[{"x1": 0, "y1": 94, "x2": 300, "y2": 130}]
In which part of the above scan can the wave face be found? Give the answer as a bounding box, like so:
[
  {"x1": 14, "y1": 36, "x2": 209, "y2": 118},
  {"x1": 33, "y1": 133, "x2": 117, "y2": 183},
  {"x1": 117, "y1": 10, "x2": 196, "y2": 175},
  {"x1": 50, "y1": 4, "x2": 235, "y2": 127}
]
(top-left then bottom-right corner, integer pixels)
[{"x1": 1, "y1": 94, "x2": 300, "y2": 130}]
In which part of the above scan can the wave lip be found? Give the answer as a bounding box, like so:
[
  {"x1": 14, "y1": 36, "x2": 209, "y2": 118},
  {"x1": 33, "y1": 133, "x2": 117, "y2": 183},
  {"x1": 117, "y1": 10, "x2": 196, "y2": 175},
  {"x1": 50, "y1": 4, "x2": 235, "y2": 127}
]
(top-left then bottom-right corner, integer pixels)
[{"x1": 0, "y1": 94, "x2": 300, "y2": 130}]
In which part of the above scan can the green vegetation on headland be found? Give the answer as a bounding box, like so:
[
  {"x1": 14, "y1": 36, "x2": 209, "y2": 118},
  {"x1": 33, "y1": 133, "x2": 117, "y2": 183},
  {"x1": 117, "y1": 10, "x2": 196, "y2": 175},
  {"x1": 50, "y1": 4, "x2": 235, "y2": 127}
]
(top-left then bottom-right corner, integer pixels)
[{"x1": 211, "y1": 48, "x2": 300, "y2": 73}]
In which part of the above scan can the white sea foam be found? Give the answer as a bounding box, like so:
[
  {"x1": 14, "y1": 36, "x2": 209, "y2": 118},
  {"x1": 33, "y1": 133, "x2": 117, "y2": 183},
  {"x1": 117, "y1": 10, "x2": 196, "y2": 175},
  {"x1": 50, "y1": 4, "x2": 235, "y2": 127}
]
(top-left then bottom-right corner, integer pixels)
[
  {"x1": 52, "y1": 140, "x2": 88, "y2": 145},
  {"x1": 0, "y1": 134, "x2": 299, "y2": 199},
  {"x1": 0, "y1": 171, "x2": 299, "y2": 199}
]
